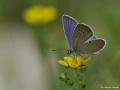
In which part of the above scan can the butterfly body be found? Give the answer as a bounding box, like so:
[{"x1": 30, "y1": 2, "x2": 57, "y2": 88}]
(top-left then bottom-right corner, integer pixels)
[
  {"x1": 62, "y1": 15, "x2": 106, "y2": 55},
  {"x1": 67, "y1": 49, "x2": 81, "y2": 55}
]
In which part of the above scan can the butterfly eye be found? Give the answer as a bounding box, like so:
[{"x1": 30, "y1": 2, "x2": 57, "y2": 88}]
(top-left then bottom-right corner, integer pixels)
[
  {"x1": 67, "y1": 50, "x2": 72, "y2": 54},
  {"x1": 89, "y1": 41, "x2": 92, "y2": 43}
]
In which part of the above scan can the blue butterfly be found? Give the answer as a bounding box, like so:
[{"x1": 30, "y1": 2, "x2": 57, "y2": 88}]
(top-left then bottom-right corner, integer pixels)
[{"x1": 62, "y1": 15, "x2": 106, "y2": 55}]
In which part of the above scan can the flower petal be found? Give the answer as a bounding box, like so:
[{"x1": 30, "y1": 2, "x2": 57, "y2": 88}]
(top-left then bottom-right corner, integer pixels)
[
  {"x1": 58, "y1": 56, "x2": 91, "y2": 68},
  {"x1": 58, "y1": 60, "x2": 69, "y2": 67}
]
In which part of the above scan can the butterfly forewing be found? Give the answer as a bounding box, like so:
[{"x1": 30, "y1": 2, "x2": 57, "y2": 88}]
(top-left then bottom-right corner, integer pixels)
[
  {"x1": 63, "y1": 15, "x2": 77, "y2": 48},
  {"x1": 79, "y1": 39, "x2": 105, "y2": 54},
  {"x1": 72, "y1": 24, "x2": 93, "y2": 50}
]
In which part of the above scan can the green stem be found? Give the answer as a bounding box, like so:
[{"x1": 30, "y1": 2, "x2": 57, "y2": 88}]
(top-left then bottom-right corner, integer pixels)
[
  {"x1": 60, "y1": 66, "x2": 87, "y2": 90},
  {"x1": 74, "y1": 66, "x2": 87, "y2": 90}
]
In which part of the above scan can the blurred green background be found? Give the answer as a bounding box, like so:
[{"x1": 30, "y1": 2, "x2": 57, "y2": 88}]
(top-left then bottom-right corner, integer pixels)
[{"x1": 0, "y1": 0, "x2": 120, "y2": 90}]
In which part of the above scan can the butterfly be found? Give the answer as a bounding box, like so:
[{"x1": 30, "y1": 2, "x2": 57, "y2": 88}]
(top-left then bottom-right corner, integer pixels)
[{"x1": 62, "y1": 15, "x2": 106, "y2": 55}]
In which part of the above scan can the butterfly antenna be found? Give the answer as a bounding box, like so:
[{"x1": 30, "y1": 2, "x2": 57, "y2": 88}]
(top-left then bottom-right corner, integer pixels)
[
  {"x1": 51, "y1": 49, "x2": 70, "y2": 52},
  {"x1": 51, "y1": 49, "x2": 57, "y2": 51}
]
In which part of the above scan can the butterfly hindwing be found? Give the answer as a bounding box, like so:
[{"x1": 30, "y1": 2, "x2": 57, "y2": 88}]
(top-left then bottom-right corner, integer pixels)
[
  {"x1": 72, "y1": 24, "x2": 93, "y2": 50},
  {"x1": 78, "y1": 39, "x2": 106, "y2": 54},
  {"x1": 63, "y1": 15, "x2": 77, "y2": 48}
]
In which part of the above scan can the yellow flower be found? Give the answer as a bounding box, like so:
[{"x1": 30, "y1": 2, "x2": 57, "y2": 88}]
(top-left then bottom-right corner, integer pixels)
[
  {"x1": 58, "y1": 56, "x2": 91, "y2": 68},
  {"x1": 22, "y1": 5, "x2": 57, "y2": 25}
]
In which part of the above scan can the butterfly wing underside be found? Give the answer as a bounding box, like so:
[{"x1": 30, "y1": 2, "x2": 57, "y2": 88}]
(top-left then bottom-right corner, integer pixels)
[
  {"x1": 72, "y1": 24, "x2": 105, "y2": 54},
  {"x1": 72, "y1": 24, "x2": 93, "y2": 50},
  {"x1": 79, "y1": 39, "x2": 106, "y2": 54},
  {"x1": 63, "y1": 15, "x2": 77, "y2": 48}
]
